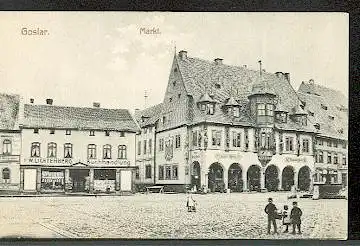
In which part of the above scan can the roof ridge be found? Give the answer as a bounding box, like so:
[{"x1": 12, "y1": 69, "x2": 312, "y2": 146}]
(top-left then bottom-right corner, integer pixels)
[{"x1": 24, "y1": 103, "x2": 130, "y2": 112}]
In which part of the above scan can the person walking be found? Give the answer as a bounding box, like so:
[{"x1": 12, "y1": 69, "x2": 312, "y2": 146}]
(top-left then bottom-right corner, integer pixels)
[
  {"x1": 264, "y1": 197, "x2": 278, "y2": 234},
  {"x1": 290, "y1": 201, "x2": 303, "y2": 234}
]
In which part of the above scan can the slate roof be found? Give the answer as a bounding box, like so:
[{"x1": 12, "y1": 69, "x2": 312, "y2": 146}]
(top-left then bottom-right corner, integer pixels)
[
  {"x1": 136, "y1": 52, "x2": 317, "y2": 133},
  {"x1": 22, "y1": 104, "x2": 140, "y2": 132},
  {"x1": 134, "y1": 103, "x2": 164, "y2": 127},
  {"x1": 0, "y1": 93, "x2": 20, "y2": 130},
  {"x1": 297, "y1": 82, "x2": 348, "y2": 140}
]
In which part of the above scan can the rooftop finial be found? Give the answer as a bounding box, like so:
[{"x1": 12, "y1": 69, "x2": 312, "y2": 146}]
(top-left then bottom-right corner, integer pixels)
[
  {"x1": 144, "y1": 90, "x2": 148, "y2": 109},
  {"x1": 258, "y1": 60, "x2": 262, "y2": 77}
]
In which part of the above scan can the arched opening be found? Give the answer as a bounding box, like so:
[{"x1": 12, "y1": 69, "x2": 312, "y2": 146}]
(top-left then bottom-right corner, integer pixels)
[
  {"x1": 265, "y1": 165, "x2": 279, "y2": 191},
  {"x1": 247, "y1": 165, "x2": 261, "y2": 192},
  {"x1": 298, "y1": 166, "x2": 311, "y2": 191},
  {"x1": 191, "y1": 161, "x2": 201, "y2": 191},
  {"x1": 208, "y1": 163, "x2": 224, "y2": 192},
  {"x1": 228, "y1": 163, "x2": 243, "y2": 192},
  {"x1": 282, "y1": 166, "x2": 294, "y2": 191}
]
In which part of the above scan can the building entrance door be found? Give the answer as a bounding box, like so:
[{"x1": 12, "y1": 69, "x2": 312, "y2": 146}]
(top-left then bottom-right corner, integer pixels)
[{"x1": 70, "y1": 169, "x2": 89, "y2": 192}]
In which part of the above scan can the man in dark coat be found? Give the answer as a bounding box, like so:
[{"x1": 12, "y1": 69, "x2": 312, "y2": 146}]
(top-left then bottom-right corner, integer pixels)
[
  {"x1": 290, "y1": 201, "x2": 303, "y2": 234},
  {"x1": 264, "y1": 197, "x2": 278, "y2": 234}
]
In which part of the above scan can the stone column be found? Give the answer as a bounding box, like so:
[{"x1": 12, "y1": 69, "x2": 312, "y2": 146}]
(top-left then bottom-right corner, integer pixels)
[
  {"x1": 223, "y1": 168, "x2": 228, "y2": 191},
  {"x1": 260, "y1": 167, "x2": 266, "y2": 192},
  {"x1": 309, "y1": 171, "x2": 314, "y2": 192},
  {"x1": 204, "y1": 172, "x2": 209, "y2": 193},
  {"x1": 242, "y1": 168, "x2": 248, "y2": 191},
  {"x1": 36, "y1": 167, "x2": 41, "y2": 193},
  {"x1": 64, "y1": 168, "x2": 70, "y2": 192},
  {"x1": 294, "y1": 170, "x2": 298, "y2": 190},
  {"x1": 115, "y1": 168, "x2": 121, "y2": 192},
  {"x1": 89, "y1": 168, "x2": 94, "y2": 193},
  {"x1": 278, "y1": 170, "x2": 282, "y2": 191},
  {"x1": 20, "y1": 168, "x2": 24, "y2": 192}
]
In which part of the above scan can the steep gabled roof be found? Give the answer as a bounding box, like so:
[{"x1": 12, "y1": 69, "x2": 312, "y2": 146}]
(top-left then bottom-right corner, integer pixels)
[
  {"x1": 134, "y1": 103, "x2": 164, "y2": 127},
  {"x1": 0, "y1": 93, "x2": 20, "y2": 130},
  {"x1": 23, "y1": 104, "x2": 140, "y2": 132}
]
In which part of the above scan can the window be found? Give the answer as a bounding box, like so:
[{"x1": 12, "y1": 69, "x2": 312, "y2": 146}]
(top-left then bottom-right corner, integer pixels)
[
  {"x1": 144, "y1": 128, "x2": 147, "y2": 134},
  {"x1": 302, "y1": 139, "x2": 309, "y2": 153},
  {"x1": 314, "y1": 123, "x2": 320, "y2": 130},
  {"x1": 163, "y1": 116, "x2": 166, "y2": 125},
  {"x1": 64, "y1": 143, "x2": 73, "y2": 158},
  {"x1": 266, "y1": 104, "x2": 274, "y2": 117},
  {"x1": 275, "y1": 112, "x2": 287, "y2": 123},
  {"x1": 175, "y1": 135, "x2": 181, "y2": 148},
  {"x1": 308, "y1": 111, "x2": 314, "y2": 117},
  {"x1": 342, "y1": 155, "x2": 347, "y2": 165},
  {"x1": 2, "y1": 168, "x2": 10, "y2": 180},
  {"x1": 172, "y1": 165, "x2": 178, "y2": 180},
  {"x1": 178, "y1": 94, "x2": 181, "y2": 99},
  {"x1": 207, "y1": 104, "x2": 215, "y2": 115},
  {"x1": 135, "y1": 169, "x2": 140, "y2": 179},
  {"x1": 143, "y1": 140, "x2": 147, "y2": 154},
  {"x1": 120, "y1": 132, "x2": 125, "y2": 137},
  {"x1": 285, "y1": 137, "x2": 294, "y2": 151},
  {"x1": 327, "y1": 140, "x2": 332, "y2": 147},
  {"x1": 118, "y1": 145, "x2": 127, "y2": 159},
  {"x1": 159, "y1": 139, "x2": 164, "y2": 151},
  {"x1": 31, "y1": 142, "x2": 40, "y2": 157},
  {"x1": 148, "y1": 139, "x2": 152, "y2": 154},
  {"x1": 318, "y1": 139, "x2": 323, "y2": 146},
  {"x1": 66, "y1": 129, "x2": 71, "y2": 135},
  {"x1": 173, "y1": 81, "x2": 176, "y2": 87},
  {"x1": 88, "y1": 144, "x2": 96, "y2": 159},
  {"x1": 90, "y1": 130, "x2": 95, "y2": 136},
  {"x1": 47, "y1": 142, "x2": 57, "y2": 158},
  {"x1": 33, "y1": 128, "x2": 39, "y2": 134},
  {"x1": 212, "y1": 130, "x2": 222, "y2": 146},
  {"x1": 232, "y1": 132, "x2": 241, "y2": 147},
  {"x1": 103, "y1": 144, "x2": 111, "y2": 159},
  {"x1": 169, "y1": 97, "x2": 172, "y2": 102},
  {"x1": 334, "y1": 153, "x2": 338, "y2": 164},
  {"x1": 3, "y1": 139, "x2": 11, "y2": 155},
  {"x1": 233, "y1": 107, "x2": 240, "y2": 117},
  {"x1": 137, "y1": 141, "x2": 141, "y2": 155},
  {"x1": 334, "y1": 141, "x2": 338, "y2": 148},
  {"x1": 105, "y1": 130, "x2": 110, "y2": 136},
  {"x1": 149, "y1": 127, "x2": 152, "y2": 133},
  {"x1": 165, "y1": 166, "x2": 171, "y2": 180},
  {"x1": 327, "y1": 152, "x2": 332, "y2": 164},
  {"x1": 318, "y1": 151, "x2": 324, "y2": 163},
  {"x1": 159, "y1": 165, "x2": 164, "y2": 180},
  {"x1": 342, "y1": 142, "x2": 347, "y2": 149},
  {"x1": 192, "y1": 131, "x2": 198, "y2": 147},
  {"x1": 145, "y1": 165, "x2": 152, "y2": 179},
  {"x1": 257, "y1": 104, "x2": 266, "y2": 116},
  {"x1": 50, "y1": 129, "x2": 55, "y2": 134}
]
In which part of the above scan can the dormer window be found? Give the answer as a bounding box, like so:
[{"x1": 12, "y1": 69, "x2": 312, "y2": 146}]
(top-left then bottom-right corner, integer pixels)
[
  {"x1": 215, "y1": 83, "x2": 221, "y2": 89},
  {"x1": 314, "y1": 123, "x2": 320, "y2": 130},
  {"x1": 275, "y1": 112, "x2": 287, "y2": 123},
  {"x1": 308, "y1": 111, "x2": 314, "y2": 117},
  {"x1": 233, "y1": 107, "x2": 240, "y2": 117},
  {"x1": 207, "y1": 104, "x2": 215, "y2": 115},
  {"x1": 321, "y1": 104, "x2": 328, "y2": 110},
  {"x1": 257, "y1": 103, "x2": 274, "y2": 124}
]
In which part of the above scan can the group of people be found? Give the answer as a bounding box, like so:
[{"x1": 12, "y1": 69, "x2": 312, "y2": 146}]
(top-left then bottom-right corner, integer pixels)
[{"x1": 265, "y1": 197, "x2": 303, "y2": 235}]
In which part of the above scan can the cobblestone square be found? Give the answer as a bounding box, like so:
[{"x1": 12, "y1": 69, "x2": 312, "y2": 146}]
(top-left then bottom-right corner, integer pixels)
[{"x1": 0, "y1": 192, "x2": 347, "y2": 239}]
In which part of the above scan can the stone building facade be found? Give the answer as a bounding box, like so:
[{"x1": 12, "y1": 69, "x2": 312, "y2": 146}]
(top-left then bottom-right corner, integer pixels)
[{"x1": 135, "y1": 50, "x2": 324, "y2": 193}]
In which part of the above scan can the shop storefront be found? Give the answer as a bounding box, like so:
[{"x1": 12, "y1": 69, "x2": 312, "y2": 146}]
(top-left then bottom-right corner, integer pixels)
[{"x1": 41, "y1": 169, "x2": 64, "y2": 192}]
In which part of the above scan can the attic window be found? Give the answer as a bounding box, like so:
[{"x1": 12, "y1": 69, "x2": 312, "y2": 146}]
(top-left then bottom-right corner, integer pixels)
[
  {"x1": 169, "y1": 97, "x2": 172, "y2": 102},
  {"x1": 174, "y1": 68, "x2": 178, "y2": 72},
  {"x1": 163, "y1": 116, "x2": 166, "y2": 125},
  {"x1": 314, "y1": 123, "x2": 320, "y2": 130},
  {"x1": 329, "y1": 115, "x2": 335, "y2": 121},
  {"x1": 321, "y1": 104, "x2": 328, "y2": 110},
  {"x1": 308, "y1": 111, "x2": 314, "y2": 117},
  {"x1": 215, "y1": 83, "x2": 221, "y2": 89}
]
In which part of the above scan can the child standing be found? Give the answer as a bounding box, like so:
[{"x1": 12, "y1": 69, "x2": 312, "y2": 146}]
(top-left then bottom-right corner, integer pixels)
[
  {"x1": 282, "y1": 205, "x2": 291, "y2": 233},
  {"x1": 186, "y1": 195, "x2": 197, "y2": 212}
]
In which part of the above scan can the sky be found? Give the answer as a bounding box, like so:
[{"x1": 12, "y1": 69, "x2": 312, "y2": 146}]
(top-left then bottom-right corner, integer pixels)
[{"x1": 0, "y1": 12, "x2": 348, "y2": 113}]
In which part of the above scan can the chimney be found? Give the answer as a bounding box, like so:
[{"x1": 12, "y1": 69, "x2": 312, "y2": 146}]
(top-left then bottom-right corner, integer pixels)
[
  {"x1": 214, "y1": 58, "x2": 223, "y2": 65},
  {"x1": 284, "y1": 73, "x2": 290, "y2": 82},
  {"x1": 93, "y1": 102, "x2": 100, "y2": 108},
  {"x1": 30, "y1": 98, "x2": 34, "y2": 104},
  {"x1": 275, "y1": 72, "x2": 283, "y2": 79},
  {"x1": 178, "y1": 50, "x2": 187, "y2": 60},
  {"x1": 46, "y1": 99, "x2": 53, "y2": 105}
]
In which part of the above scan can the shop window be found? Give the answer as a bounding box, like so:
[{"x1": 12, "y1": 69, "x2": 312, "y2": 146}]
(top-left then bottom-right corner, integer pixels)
[
  {"x1": 137, "y1": 141, "x2": 141, "y2": 155},
  {"x1": 2, "y1": 168, "x2": 10, "y2": 180},
  {"x1": 165, "y1": 166, "x2": 171, "y2": 180},
  {"x1": 3, "y1": 139, "x2": 12, "y2": 155},
  {"x1": 212, "y1": 130, "x2": 222, "y2": 146},
  {"x1": 31, "y1": 142, "x2": 40, "y2": 157},
  {"x1": 285, "y1": 137, "x2": 294, "y2": 151},
  {"x1": 145, "y1": 165, "x2": 152, "y2": 179},
  {"x1": 302, "y1": 139, "x2": 309, "y2": 153},
  {"x1": 159, "y1": 139, "x2": 164, "y2": 151},
  {"x1": 175, "y1": 135, "x2": 181, "y2": 148},
  {"x1": 159, "y1": 165, "x2": 164, "y2": 180},
  {"x1": 41, "y1": 170, "x2": 64, "y2": 190},
  {"x1": 88, "y1": 144, "x2": 96, "y2": 159},
  {"x1": 120, "y1": 132, "x2": 125, "y2": 137},
  {"x1": 172, "y1": 165, "x2": 178, "y2": 180},
  {"x1": 94, "y1": 169, "x2": 115, "y2": 180},
  {"x1": 327, "y1": 153, "x2": 332, "y2": 164},
  {"x1": 148, "y1": 139, "x2": 152, "y2": 153},
  {"x1": 143, "y1": 140, "x2": 147, "y2": 154},
  {"x1": 105, "y1": 130, "x2": 110, "y2": 136},
  {"x1": 50, "y1": 129, "x2": 55, "y2": 134},
  {"x1": 64, "y1": 143, "x2": 73, "y2": 158},
  {"x1": 33, "y1": 128, "x2": 39, "y2": 134},
  {"x1": 66, "y1": 129, "x2": 71, "y2": 135},
  {"x1": 118, "y1": 145, "x2": 127, "y2": 159},
  {"x1": 103, "y1": 144, "x2": 111, "y2": 159},
  {"x1": 232, "y1": 132, "x2": 241, "y2": 147},
  {"x1": 47, "y1": 142, "x2": 57, "y2": 158},
  {"x1": 90, "y1": 130, "x2": 95, "y2": 136}
]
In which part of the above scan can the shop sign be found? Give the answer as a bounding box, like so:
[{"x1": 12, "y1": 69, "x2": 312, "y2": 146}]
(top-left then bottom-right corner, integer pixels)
[
  {"x1": 87, "y1": 159, "x2": 130, "y2": 166},
  {"x1": 285, "y1": 157, "x2": 307, "y2": 163},
  {"x1": 191, "y1": 151, "x2": 201, "y2": 160},
  {"x1": 0, "y1": 155, "x2": 20, "y2": 162},
  {"x1": 215, "y1": 153, "x2": 242, "y2": 160},
  {"x1": 24, "y1": 158, "x2": 73, "y2": 165}
]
